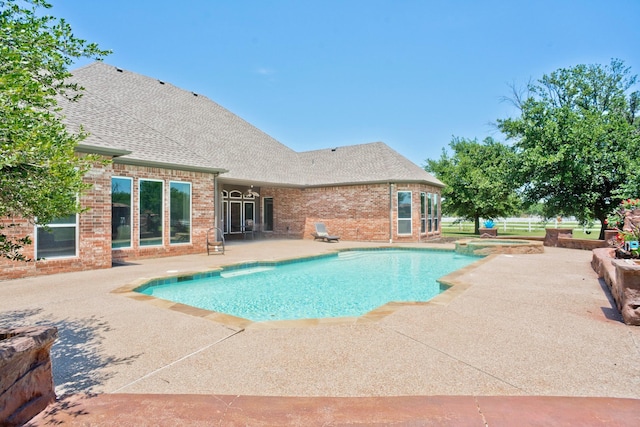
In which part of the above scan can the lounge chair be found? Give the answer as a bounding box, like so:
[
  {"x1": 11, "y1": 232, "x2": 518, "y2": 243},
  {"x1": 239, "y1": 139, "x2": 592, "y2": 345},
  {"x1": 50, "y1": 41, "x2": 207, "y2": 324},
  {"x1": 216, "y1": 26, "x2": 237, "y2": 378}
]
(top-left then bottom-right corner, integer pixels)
[{"x1": 312, "y1": 222, "x2": 340, "y2": 242}]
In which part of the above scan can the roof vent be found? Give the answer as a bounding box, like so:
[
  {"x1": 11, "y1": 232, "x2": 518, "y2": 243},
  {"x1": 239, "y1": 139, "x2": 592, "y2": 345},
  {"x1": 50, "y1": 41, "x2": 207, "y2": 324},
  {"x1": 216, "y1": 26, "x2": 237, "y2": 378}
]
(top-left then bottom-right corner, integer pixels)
[
  {"x1": 331, "y1": 147, "x2": 337, "y2": 152},
  {"x1": 192, "y1": 92, "x2": 199, "y2": 97},
  {"x1": 115, "y1": 67, "x2": 123, "y2": 72},
  {"x1": 158, "y1": 80, "x2": 165, "y2": 85}
]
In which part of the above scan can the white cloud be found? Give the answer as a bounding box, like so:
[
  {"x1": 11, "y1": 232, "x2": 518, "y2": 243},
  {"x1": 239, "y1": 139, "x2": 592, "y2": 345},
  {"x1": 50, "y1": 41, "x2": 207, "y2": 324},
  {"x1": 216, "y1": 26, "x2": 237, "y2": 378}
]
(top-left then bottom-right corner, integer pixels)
[{"x1": 255, "y1": 67, "x2": 276, "y2": 75}]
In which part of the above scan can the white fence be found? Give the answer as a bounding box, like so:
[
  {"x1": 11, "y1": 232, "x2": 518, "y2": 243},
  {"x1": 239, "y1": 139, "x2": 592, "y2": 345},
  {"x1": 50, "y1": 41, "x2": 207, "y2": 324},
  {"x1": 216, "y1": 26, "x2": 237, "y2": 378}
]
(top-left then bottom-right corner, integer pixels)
[{"x1": 441, "y1": 217, "x2": 602, "y2": 234}]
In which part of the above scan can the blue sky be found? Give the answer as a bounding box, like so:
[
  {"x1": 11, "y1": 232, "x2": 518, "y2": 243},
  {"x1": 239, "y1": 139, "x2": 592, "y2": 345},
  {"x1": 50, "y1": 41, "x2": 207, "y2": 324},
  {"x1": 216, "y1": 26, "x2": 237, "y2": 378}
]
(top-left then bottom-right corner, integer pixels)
[{"x1": 49, "y1": 0, "x2": 640, "y2": 165}]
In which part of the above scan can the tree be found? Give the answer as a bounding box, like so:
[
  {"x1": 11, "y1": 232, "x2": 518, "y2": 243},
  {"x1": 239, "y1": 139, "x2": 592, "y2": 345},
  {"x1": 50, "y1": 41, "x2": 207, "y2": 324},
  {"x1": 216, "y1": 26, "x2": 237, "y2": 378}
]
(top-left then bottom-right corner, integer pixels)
[
  {"x1": 425, "y1": 137, "x2": 521, "y2": 234},
  {"x1": 497, "y1": 59, "x2": 640, "y2": 239},
  {"x1": 0, "y1": 0, "x2": 109, "y2": 260}
]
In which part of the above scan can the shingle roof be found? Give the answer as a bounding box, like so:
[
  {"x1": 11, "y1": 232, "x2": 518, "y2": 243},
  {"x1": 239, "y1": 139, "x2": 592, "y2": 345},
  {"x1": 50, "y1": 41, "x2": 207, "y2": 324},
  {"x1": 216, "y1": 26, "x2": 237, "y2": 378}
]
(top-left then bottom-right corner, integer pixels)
[
  {"x1": 61, "y1": 62, "x2": 443, "y2": 187},
  {"x1": 298, "y1": 142, "x2": 443, "y2": 186}
]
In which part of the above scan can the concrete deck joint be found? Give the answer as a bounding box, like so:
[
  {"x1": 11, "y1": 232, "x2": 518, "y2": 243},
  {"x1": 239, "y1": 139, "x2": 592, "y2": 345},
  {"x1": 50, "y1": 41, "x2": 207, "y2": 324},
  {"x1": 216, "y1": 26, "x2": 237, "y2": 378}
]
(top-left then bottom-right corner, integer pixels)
[
  {"x1": 110, "y1": 329, "x2": 244, "y2": 393},
  {"x1": 389, "y1": 326, "x2": 525, "y2": 393}
]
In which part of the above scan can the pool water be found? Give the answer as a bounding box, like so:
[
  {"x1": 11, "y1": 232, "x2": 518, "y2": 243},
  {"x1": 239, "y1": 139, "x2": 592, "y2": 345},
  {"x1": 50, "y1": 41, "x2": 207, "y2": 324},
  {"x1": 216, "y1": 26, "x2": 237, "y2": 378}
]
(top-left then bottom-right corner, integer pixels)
[{"x1": 138, "y1": 249, "x2": 480, "y2": 322}]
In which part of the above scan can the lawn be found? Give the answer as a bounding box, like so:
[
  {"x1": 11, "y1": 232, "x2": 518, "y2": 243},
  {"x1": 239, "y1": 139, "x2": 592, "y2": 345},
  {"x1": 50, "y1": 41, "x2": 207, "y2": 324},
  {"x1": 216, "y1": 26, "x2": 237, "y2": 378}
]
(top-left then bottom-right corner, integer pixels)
[{"x1": 441, "y1": 227, "x2": 601, "y2": 240}]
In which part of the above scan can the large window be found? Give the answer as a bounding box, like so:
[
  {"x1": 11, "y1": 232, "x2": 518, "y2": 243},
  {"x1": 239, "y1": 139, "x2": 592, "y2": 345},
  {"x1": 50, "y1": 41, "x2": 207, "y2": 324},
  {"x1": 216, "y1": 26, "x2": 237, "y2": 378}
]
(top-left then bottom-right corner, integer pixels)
[
  {"x1": 170, "y1": 181, "x2": 191, "y2": 244},
  {"x1": 36, "y1": 215, "x2": 77, "y2": 259},
  {"x1": 420, "y1": 192, "x2": 427, "y2": 234},
  {"x1": 433, "y1": 194, "x2": 439, "y2": 231},
  {"x1": 244, "y1": 201, "x2": 254, "y2": 226},
  {"x1": 427, "y1": 193, "x2": 433, "y2": 232},
  {"x1": 397, "y1": 191, "x2": 412, "y2": 235},
  {"x1": 139, "y1": 179, "x2": 163, "y2": 246},
  {"x1": 112, "y1": 177, "x2": 132, "y2": 248},
  {"x1": 263, "y1": 197, "x2": 273, "y2": 232}
]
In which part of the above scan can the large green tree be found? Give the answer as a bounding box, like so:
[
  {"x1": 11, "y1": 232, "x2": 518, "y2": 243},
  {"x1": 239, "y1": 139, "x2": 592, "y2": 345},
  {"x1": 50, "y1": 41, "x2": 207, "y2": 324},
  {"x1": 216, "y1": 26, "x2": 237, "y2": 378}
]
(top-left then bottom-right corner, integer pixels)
[
  {"x1": 0, "y1": 0, "x2": 109, "y2": 260},
  {"x1": 425, "y1": 136, "x2": 521, "y2": 234},
  {"x1": 498, "y1": 59, "x2": 640, "y2": 239}
]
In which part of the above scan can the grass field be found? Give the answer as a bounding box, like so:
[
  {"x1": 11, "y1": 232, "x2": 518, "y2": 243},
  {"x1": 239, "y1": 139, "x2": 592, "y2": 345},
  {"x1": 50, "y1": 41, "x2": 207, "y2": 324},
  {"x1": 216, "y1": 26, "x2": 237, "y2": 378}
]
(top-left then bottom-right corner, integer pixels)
[{"x1": 441, "y1": 218, "x2": 602, "y2": 240}]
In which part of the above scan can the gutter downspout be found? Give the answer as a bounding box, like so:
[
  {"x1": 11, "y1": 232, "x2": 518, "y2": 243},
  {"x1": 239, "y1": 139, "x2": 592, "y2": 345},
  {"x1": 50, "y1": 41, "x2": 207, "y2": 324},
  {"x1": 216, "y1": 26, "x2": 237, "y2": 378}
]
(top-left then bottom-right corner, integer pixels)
[{"x1": 389, "y1": 182, "x2": 393, "y2": 243}]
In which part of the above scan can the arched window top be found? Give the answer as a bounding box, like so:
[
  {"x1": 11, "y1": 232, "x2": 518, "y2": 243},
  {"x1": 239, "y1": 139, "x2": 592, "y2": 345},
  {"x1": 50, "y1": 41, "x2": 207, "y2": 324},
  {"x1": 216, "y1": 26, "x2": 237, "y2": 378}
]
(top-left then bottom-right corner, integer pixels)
[
  {"x1": 221, "y1": 190, "x2": 228, "y2": 198},
  {"x1": 229, "y1": 190, "x2": 243, "y2": 199}
]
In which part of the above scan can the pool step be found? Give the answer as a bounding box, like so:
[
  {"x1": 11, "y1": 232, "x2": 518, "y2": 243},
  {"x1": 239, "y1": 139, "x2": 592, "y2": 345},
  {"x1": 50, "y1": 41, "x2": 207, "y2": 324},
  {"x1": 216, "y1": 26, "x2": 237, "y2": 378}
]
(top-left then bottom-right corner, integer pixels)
[
  {"x1": 337, "y1": 251, "x2": 370, "y2": 260},
  {"x1": 220, "y1": 267, "x2": 275, "y2": 278}
]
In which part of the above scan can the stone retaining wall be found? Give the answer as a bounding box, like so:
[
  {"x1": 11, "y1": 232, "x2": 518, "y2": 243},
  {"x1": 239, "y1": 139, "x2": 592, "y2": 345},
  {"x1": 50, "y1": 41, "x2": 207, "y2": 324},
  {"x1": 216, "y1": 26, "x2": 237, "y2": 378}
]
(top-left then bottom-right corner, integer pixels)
[
  {"x1": 557, "y1": 237, "x2": 609, "y2": 251},
  {"x1": 591, "y1": 248, "x2": 640, "y2": 325},
  {"x1": 0, "y1": 326, "x2": 58, "y2": 426}
]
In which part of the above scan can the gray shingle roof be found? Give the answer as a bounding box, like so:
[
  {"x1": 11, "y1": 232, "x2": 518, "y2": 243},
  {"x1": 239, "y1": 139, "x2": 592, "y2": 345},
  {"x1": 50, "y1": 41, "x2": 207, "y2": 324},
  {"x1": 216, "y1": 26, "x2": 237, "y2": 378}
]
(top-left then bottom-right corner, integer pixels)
[
  {"x1": 299, "y1": 142, "x2": 443, "y2": 186},
  {"x1": 61, "y1": 62, "x2": 443, "y2": 187}
]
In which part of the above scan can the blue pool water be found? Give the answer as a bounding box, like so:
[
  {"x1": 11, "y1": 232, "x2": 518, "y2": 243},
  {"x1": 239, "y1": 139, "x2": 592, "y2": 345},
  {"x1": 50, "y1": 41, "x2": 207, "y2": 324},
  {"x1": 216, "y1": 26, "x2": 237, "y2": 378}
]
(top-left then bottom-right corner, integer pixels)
[{"x1": 138, "y1": 249, "x2": 480, "y2": 322}]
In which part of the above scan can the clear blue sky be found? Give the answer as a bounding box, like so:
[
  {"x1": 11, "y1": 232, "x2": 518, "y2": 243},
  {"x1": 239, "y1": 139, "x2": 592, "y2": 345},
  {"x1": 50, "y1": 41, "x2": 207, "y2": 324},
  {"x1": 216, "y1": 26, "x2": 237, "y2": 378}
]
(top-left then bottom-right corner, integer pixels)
[{"x1": 49, "y1": 0, "x2": 640, "y2": 165}]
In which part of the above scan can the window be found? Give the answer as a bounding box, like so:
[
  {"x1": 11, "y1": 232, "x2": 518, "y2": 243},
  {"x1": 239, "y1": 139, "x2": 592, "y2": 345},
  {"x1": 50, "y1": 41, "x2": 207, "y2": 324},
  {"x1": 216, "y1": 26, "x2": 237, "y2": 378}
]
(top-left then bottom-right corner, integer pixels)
[
  {"x1": 170, "y1": 181, "x2": 191, "y2": 244},
  {"x1": 433, "y1": 194, "x2": 439, "y2": 231},
  {"x1": 244, "y1": 201, "x2": 255, "y2": 229},
  {"x1": 112, "y1": 177, "x2": 132, "y2": 248},
  {"x1": 139, "y1": 179, "x2": 163, "y2": 246},
  {"x1": 263, "y1": 197, "x2": 273, "y2": 231},
  {"x1": 397, "y1": 191, "x2": 412, "y2": 235},
  {"x1": 229, "y1": 200, "x2": 242, "y2": 233},
  {"x1": 427, "y1": 193, "x2": 433, "y2": 232},
  {"x1": 222, "y1": 200, "x2": 229, "y2": 233},
  {"x1": 420, "y1": 192, "x2": 427, "y2": 234},
  {"x1": 36, "y1": 215, "x2": 78, "y2": 259}
]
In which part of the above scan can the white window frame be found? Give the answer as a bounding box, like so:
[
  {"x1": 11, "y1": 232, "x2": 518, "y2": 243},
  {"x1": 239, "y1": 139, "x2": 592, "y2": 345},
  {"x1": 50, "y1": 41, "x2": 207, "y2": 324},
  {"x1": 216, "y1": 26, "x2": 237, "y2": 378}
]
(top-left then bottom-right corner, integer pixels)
[
  {"x1": 35, "y1": 214, "x2": 79, "y2": 259},
  {"x1": 433, "y1": 193, "x2": 439, "y2": 232},
  {"x1": 427, "y1": 192, "x2": 433, "y2": 233},
  {"x1": 139, "y1": 178, "x2": 164, "y2": 247},
  {"x1": 397, "y1": 190, "x2": 412, "y2": 235},
  {"x1": 112, "y1": 176, "x2": 133, "y2": 249},
  {"x1": 420, "y1": 192, "x2": 427, "y2": 234},
  {"x1": 169, "y1": 180, "x2": 192, "y2": 245}
]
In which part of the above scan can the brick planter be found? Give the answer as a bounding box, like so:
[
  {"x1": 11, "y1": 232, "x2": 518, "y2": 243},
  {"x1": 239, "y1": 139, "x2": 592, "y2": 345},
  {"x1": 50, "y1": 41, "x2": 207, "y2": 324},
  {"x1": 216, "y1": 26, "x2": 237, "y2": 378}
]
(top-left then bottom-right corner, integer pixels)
[
  {"x1": 544, "y1": 228, "x2": 573, "y2": 247},
  {"x1": 478, "y1": 227, "x2": 497, "y2": 237},
  {"x1": 0, "y1": 326, "x2": 58, "y2": 426},
  {"x1": 604, "y1": 229, "x2": 619, "y2": 243},
  {"x1": 612, "y1": 259, "x2": 640, "y2": 325},
  {"x1": 592, "y1": 248, "x2": 640, "y2": 325}
]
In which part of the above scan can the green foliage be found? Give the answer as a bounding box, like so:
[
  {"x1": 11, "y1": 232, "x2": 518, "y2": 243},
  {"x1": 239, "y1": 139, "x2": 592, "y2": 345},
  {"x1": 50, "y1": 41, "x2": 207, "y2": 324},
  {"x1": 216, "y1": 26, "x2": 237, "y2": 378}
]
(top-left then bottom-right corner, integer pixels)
[
  {"x1": 0, "y1": 0, "x2": 110, "y2": 260},
  {"x1": 606, "y1": 198, "x2": 640, "y2": 230},
  {"x1": 0, "y1": 224, "x2": 32, "y2": 261},
  {"x1": 497, "y1": 59, "x2": 640, "y2": 239},
  {"x1": 606, "y1": 199, "x2": 640, "y2": 258},
  {"x1": 425, "y1": 136, "x2": 521, "y2": 234}
]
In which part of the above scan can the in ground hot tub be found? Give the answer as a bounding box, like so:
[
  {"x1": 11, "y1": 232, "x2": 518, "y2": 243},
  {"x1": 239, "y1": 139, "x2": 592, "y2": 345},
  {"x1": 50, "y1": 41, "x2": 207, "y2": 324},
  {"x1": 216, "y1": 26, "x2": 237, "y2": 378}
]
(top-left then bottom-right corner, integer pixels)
[{"x1": 455, "y1": 238, "x2": 544, "y2": 256}]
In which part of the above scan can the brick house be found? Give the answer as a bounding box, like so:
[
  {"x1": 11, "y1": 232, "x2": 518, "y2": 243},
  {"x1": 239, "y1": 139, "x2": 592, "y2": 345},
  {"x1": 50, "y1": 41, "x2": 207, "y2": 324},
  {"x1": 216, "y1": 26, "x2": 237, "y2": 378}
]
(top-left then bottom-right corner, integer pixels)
[{"x1": 0, "y1": 62, "x2": 443, "y2": 280}]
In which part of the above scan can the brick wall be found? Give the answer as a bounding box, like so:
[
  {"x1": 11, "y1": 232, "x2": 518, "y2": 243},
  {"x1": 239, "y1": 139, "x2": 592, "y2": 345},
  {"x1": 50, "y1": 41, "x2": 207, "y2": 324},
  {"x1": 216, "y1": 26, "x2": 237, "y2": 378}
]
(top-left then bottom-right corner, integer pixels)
[
  {"x1": 0, "y1": 161, "x2": 216, "y2": 280},
  {"x1": 261, "y1": 183, "x2": 442, "y2": 242},
  {"x1": 110, "y1": 163, "x2": 215, "y2": 263},
  {"x1": 0, "y1": 157, "x2": 113, "y2": 280},
  {"x1": 260, "y1": 187, "x2": 305, "y2": 238},
  {"x1": 1, "y1": 168, "x2": 440, "y2": 280}
]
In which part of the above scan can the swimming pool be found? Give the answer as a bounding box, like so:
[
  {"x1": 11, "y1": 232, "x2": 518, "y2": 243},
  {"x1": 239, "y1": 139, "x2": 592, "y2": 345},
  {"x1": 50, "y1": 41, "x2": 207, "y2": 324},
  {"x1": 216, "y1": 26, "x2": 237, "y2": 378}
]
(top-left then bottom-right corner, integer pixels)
[{"x1": 136, "y1": 249, "x2": 481, "y2": 322}]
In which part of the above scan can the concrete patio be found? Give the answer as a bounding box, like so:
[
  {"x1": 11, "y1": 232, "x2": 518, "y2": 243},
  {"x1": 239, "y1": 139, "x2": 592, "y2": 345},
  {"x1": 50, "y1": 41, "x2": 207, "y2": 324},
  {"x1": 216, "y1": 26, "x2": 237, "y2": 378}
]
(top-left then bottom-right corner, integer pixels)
[{"x1": 2, "y1": 239, "x2": 640, "y2": 425}]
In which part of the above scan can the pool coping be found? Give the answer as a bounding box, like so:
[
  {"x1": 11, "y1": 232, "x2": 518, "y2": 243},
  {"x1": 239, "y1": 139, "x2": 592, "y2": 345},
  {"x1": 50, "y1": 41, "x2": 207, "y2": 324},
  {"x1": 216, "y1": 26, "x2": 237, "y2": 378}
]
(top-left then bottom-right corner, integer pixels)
[{"x1": 111, "y1": 248, "x2": 496, "y2": 330}]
